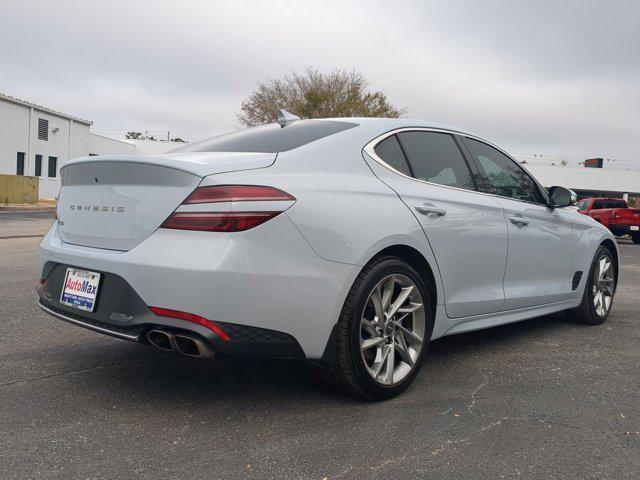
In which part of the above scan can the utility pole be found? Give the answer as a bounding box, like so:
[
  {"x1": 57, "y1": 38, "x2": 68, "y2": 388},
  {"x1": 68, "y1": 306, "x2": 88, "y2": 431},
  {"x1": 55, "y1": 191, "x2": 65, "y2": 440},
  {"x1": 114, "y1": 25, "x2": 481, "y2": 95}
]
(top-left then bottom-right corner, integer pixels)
[{"x1": 167, "y1": 131, "x2": 170, "y2": 142}]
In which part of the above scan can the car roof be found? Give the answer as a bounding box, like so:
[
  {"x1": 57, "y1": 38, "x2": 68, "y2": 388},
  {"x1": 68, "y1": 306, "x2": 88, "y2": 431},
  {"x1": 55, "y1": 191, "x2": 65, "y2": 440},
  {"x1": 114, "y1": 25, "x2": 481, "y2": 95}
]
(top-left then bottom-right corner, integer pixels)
[
  {"x1": 172, "y1": 117, "x2": 483, "y2": 156},
  {"x1": 324, "y1": 117, "x2": 475, "y2": 135}
]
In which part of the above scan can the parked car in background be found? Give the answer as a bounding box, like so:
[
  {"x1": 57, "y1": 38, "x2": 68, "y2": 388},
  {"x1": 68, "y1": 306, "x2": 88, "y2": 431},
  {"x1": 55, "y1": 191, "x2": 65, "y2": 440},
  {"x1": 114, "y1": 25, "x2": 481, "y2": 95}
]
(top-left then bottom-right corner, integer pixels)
[
  {"x1": 37, "y1": 115, "x2": 619, "y2": 399},
  {"x1": 576, "y1": 197, "x2": 640, "y2": 243}
]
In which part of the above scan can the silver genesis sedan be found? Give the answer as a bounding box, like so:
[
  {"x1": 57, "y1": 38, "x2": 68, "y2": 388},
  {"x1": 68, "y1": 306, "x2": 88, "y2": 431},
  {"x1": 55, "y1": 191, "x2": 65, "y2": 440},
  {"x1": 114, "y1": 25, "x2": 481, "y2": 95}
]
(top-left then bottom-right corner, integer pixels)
[{"x1": 38, "y1": 113, "x2": 618, "y2": 399}]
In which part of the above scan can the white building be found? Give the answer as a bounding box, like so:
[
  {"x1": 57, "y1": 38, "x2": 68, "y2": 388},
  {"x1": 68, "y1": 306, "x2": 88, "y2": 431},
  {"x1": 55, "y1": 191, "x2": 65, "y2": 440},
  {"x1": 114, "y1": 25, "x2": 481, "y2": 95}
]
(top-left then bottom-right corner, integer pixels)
[
  {"x1": 527, "y1": 165, "x2": 640, "y2": 200},
  {"x1": 88, "y1": 133, "x2": 136, "y2": 156},
  {"x1": 0, "y1": 92, "x2": 177, "y2": 199}
]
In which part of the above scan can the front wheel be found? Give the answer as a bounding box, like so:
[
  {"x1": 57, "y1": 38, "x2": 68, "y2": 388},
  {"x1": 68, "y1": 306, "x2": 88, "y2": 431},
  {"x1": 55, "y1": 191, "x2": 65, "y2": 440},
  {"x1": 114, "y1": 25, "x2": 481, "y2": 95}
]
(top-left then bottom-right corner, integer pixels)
[
  {"x1": 323, "y1": 256, "x2": 433, "y2": 400},
  {"x1": 632, "y1": 233, "x2": 640, "y2": 244},
  {"x1": 566, "y1": 245, "x2": 617, "y2": 325}
]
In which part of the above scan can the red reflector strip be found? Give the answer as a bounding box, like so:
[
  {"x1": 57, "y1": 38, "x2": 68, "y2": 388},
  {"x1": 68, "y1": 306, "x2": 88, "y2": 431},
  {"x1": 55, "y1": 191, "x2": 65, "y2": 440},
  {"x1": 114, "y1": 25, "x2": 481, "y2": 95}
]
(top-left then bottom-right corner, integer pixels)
[
  {"x1": 184, "y1": 185, "x2": 295, "y2": 204},
  {"x1": 149, "y1": 306, "x2": 230, "y2": 341},
  {"x1": 161, "y1": 211, "x2": 280, "y2": 232}
]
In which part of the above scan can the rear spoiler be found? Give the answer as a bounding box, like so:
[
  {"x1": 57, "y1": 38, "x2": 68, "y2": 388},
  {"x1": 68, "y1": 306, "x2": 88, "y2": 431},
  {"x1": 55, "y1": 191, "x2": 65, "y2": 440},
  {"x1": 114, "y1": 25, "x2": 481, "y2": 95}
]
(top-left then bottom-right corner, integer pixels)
[{"x1": 63, "y1": 152, "x2": 277, "y2": 177}]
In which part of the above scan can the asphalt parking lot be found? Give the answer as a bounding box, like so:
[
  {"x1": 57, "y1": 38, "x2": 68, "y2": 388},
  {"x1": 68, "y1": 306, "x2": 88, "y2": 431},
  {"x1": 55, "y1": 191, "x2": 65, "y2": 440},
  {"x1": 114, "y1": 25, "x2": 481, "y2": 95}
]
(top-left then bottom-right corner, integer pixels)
[{"x1": 1, "y1": 212, "x2": 638, "y2": 479}]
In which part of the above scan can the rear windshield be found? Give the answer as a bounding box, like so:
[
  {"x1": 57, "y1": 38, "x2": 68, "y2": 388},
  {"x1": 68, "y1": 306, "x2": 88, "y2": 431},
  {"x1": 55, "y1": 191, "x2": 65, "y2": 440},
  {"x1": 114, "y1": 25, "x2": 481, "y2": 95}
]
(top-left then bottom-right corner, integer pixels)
[
  {"x1": 592, "y1": 199, "x2": 628, "y2": 209},
  {"x1": 172, "y1": 120, "x2": 358, "y2": 153}
]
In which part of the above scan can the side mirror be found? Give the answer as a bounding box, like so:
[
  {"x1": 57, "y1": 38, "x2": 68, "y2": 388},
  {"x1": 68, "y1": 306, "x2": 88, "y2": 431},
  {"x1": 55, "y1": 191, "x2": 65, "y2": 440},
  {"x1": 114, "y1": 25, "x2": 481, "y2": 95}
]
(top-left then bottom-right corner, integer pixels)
[{"x1": 548, "y1": 186, "x2": 577, "y2": 208}]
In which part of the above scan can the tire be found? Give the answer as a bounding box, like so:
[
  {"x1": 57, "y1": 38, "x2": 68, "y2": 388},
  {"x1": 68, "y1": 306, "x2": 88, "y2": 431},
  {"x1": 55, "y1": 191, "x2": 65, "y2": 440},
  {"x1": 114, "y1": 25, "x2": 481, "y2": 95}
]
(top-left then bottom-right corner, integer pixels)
[
  {"x1": 632, "y1": 233, "x2": 640, "y2": 244},
  {"x1": 322, "y1": 256, "x2": 434, "y2": 400},
  {"x1": 566, "y1": 245, "x2": 617, "y2": 325}
]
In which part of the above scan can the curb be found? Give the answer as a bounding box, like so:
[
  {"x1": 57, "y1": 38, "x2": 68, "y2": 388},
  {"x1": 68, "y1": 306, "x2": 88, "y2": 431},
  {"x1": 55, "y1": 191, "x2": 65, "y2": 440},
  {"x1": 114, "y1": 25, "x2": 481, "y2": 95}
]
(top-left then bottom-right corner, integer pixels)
[{"x1": 0, "y1": 206, "x2": 56, "y2": 212}]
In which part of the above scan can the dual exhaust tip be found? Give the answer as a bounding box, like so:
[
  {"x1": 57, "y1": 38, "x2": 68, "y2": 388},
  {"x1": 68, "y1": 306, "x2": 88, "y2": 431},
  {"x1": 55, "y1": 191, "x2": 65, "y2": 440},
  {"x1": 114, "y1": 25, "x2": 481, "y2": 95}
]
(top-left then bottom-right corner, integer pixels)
[{"x1": 146, "y1": 329, "x2": 214, "y2": 359}]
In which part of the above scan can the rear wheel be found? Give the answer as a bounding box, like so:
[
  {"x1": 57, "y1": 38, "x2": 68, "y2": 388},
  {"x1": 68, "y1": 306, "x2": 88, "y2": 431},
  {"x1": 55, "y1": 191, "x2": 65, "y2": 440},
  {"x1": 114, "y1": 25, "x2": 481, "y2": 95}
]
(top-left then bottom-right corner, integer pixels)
[
  {"x1": 632, "y1": 233, "x2": 640, "y2": 244},
  {"x1": 322, "y1": 256, "x2": 433, "y2": 400},
  {"x1": 566, "y1": 245, "x2": 617, "y2": 325}
]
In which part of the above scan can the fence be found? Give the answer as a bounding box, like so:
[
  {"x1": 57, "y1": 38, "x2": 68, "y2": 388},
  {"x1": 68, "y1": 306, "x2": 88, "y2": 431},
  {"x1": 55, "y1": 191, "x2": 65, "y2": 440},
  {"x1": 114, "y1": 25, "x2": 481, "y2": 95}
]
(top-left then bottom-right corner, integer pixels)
[{"x1": 0, "y1": 174, "x2": 39, "y2": 204}]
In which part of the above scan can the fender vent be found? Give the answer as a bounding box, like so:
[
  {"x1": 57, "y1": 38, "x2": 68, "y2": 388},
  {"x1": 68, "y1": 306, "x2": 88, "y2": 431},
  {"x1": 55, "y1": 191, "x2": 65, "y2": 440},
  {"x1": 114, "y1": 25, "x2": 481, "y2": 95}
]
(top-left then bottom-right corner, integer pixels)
[{"x1": 572, "y1": 271, "x2": 583, "y2": 290}]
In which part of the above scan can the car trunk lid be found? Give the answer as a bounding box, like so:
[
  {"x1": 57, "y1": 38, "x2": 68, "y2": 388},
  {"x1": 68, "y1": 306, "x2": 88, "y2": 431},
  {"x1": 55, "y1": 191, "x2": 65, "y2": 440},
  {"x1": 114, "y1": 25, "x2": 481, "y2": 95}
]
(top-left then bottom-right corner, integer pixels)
[{"x1": 57, "y1": 152, "x2": 276, "y2": 250}]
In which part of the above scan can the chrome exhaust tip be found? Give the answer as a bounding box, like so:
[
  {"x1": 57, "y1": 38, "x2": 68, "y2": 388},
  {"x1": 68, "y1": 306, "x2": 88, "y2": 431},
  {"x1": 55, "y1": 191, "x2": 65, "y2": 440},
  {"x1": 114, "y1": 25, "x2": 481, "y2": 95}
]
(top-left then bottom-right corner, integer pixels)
[
  {"x1": 174, "y1": 333, "x2": 214, "y2": 359},
  {"x1": 146, "y1": 329, "x2": 214, "y2": 359},
  {"x1": 147, "y1": 329, "x2": 174, "y2": 351}
]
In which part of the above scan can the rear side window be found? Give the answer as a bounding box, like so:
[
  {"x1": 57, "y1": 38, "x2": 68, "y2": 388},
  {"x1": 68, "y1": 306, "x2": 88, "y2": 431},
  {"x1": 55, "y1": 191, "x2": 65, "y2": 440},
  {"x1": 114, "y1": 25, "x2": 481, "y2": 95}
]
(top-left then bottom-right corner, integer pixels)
[
  {"x1": 396, "y1": 131, "x2": 476, "y2": 190},
  {"x1": 593, "y1": 199, "x2": 627, "y2": 209},
  {"x1": 373, "y1": 135, "x2": 412, "y2": 176},
  {"x1": 172, "y1": 120, "x2": 358, "y2": 153}
]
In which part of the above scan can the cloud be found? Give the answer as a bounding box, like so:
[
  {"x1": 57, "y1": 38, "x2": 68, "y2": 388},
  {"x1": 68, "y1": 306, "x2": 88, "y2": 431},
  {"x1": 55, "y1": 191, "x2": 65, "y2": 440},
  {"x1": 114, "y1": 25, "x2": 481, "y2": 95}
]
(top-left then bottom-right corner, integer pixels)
[{"x1": 0, "y1": 0, "x2": 638, "y2": 165}]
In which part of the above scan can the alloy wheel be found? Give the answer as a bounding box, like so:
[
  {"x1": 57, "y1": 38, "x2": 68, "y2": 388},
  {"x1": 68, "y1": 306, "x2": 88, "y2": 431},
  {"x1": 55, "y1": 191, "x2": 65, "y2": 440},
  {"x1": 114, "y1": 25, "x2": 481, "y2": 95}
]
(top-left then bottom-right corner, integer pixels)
[
  {"x1": 592, "y1": 255, "x2": 615, "y2": 317},
  {"x1": 359, "y1": 274, "x2": 425, "y2": 386}
]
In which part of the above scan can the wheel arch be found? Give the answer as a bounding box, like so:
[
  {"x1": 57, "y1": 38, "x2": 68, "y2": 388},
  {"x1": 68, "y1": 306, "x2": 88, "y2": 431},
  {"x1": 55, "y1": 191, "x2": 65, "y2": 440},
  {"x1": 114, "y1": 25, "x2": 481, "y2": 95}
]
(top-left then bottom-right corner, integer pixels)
[
  {"x1": 370, "y1": 244, "x2": 438, "y2": 319},
  {"x1": 600, "y1": 238, "x2": 619, "y2": 284},
  {"x1": 320, "y1": 242, "x2": 440, "y2": 366}
]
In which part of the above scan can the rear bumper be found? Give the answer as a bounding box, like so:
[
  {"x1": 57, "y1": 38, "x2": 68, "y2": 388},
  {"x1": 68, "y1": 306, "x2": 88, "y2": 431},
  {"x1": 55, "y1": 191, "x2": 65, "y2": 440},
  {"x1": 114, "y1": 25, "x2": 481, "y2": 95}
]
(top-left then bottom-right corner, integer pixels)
[
  {"x1": 38, "y1": 301, "x2": 141, "y2": 341},
  {"x1": 38, "y1": 215, "x2": 358, "y2": 359},
  {"x1": 37, "y1": 264, "x2": 306, "y2": 358},
  {"x1": 609, "y1": 224, "x2": 640, "y2": 236}
]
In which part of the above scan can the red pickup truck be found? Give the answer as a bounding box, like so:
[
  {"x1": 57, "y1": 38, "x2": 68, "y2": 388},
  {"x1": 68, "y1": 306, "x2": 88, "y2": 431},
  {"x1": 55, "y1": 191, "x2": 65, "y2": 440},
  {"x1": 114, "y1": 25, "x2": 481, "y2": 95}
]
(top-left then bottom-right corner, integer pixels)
[{"x1": 576, "y1": 197, "x2": 640, "y2": 243}]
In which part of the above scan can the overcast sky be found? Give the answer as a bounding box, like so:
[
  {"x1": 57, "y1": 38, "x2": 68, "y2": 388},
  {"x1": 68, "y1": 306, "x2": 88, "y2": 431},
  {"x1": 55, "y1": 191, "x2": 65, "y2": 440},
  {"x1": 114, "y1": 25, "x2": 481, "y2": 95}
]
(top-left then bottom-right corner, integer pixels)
[{"x1": 1, "y1": 0, "x2": 639, "y2": 167}]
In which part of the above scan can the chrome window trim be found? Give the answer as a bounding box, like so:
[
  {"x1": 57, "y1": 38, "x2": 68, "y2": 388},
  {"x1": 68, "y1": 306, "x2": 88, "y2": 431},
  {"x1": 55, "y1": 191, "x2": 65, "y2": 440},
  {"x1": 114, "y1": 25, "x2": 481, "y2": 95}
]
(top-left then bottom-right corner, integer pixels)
[
  {"x1": 363, "y1": 127, "x2": 486, "y2": 196},
  {"x1": 363, "y1": 127, "x2": 551, "y2": 208}
]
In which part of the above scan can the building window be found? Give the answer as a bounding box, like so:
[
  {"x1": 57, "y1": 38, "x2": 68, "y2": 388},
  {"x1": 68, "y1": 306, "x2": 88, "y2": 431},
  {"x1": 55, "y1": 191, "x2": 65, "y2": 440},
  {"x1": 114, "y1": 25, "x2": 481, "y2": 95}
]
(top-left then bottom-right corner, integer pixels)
[
  {"x1": 38, "y1": 118, "x2": 49, "y2": 141},
  {"x1": 48, "y1": 156, "x2": 58, "y2": 178},
  {"x1": 16, "y1": 152, "x2": 25, "y2": 175},
  {"x1": 35, "y1": 154, "x2": 43, "y2": 177}
]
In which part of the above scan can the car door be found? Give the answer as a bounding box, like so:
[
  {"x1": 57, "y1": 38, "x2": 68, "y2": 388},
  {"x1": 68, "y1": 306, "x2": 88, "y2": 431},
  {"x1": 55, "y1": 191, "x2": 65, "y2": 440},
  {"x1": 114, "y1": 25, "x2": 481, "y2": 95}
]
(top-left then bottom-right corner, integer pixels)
[
  {"x1": 589, "y1": 199, "x2": 607, "y2": 224},
  {"x1": 366, "y1": 130, "x2": 509, "y2": 318},
  {"x1": 461, "y1": 137, "x2": 575, "y2": 310}
]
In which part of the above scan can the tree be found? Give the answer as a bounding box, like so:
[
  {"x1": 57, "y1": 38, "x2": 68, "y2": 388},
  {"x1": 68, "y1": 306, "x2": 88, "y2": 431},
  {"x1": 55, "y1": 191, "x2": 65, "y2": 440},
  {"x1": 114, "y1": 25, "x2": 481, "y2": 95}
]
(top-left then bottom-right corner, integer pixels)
[
  {"x1": 125, "y1": 131, "x2": 162, "y2": 141},
  {"x1": 238, "y1": 69, "x2": 406, "y2": 127}
]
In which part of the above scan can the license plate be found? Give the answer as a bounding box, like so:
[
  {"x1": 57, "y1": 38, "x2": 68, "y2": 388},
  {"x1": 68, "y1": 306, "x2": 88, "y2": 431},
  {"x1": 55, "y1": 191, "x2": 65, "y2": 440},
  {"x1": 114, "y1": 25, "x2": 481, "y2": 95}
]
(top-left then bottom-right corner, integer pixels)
[
  {"x1": 60, "y1": 268, "x2": 101, "y2": 312},
  {"x1": 631, "y1": 226, "x2": 639, "y2": 231}
]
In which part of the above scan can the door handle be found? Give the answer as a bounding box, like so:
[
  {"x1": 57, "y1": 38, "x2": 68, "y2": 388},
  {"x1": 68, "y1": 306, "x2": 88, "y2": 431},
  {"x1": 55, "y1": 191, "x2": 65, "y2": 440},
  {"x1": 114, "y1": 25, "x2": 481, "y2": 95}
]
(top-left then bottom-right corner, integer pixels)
[
  {"x1": 508, "y1": 215, "x2": 529, "y2": 226},
  {"x1": 415, "y1": 204, "x2": 447, "y2": 216}
]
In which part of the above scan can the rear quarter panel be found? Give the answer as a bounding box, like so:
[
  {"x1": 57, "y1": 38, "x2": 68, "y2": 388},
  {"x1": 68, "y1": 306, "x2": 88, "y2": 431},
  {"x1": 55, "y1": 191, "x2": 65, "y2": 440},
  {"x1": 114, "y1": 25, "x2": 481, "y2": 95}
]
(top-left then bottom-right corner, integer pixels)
[{"x1": 199, "y1": 132, "x2": 446, "y2": 312}]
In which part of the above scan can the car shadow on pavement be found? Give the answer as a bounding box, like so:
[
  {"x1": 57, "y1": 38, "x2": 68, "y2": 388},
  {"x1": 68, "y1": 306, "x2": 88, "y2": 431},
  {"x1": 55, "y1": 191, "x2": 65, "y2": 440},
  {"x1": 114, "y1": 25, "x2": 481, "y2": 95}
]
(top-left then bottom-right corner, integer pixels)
[{"x1": 54, "y1": 311, "x2": 579, "y2": 409}]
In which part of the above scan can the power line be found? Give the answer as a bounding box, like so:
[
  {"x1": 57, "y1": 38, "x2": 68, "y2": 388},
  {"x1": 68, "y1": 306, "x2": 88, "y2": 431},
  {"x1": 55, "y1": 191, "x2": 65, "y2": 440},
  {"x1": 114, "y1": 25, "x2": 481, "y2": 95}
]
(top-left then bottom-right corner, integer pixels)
[{"x1": 512, "y1": 152, "x2": 639, "y2": 164}]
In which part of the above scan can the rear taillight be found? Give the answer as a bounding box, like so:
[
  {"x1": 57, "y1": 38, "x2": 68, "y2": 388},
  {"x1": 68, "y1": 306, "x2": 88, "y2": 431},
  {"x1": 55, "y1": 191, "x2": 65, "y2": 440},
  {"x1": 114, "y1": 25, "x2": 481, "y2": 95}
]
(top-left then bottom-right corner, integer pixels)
[
  {"x1": 183, "y1": 185, "x2": 295, "y2": 204},
  {"x1": 160, "y1": 185, "x2": 295, "y2": 233},
  {"x1": 161, "y1": 211, "x2": 280, "y2": 232}
]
